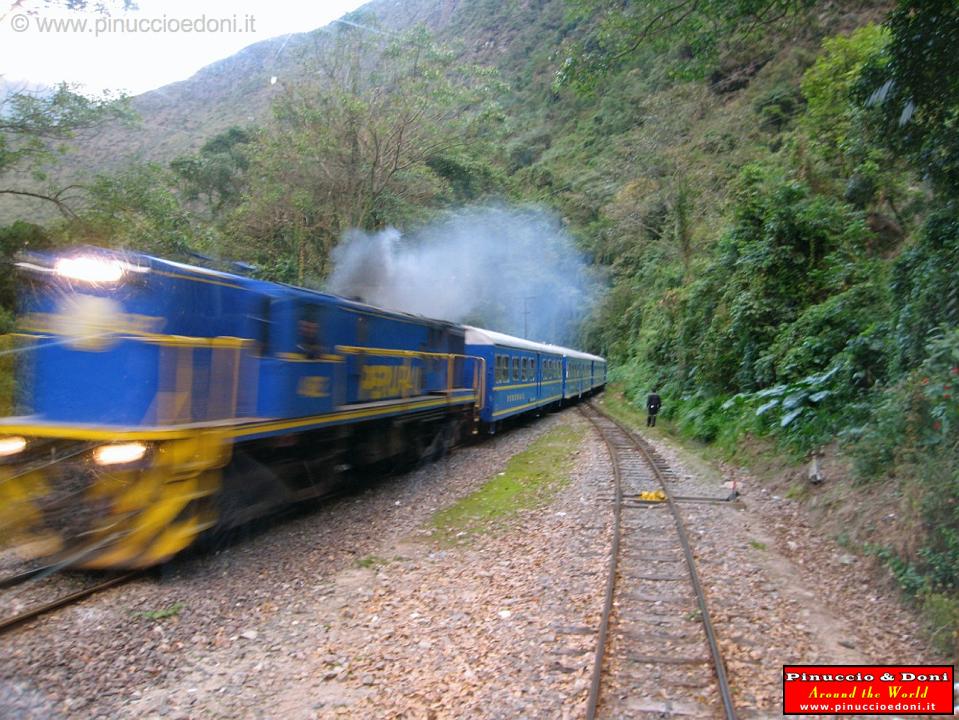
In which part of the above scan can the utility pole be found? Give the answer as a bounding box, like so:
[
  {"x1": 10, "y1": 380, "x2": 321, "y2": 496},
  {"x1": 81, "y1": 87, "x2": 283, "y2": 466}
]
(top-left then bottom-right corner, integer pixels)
[{"x1": 523, "y1": 296, "x2": 537, "y2": 338}]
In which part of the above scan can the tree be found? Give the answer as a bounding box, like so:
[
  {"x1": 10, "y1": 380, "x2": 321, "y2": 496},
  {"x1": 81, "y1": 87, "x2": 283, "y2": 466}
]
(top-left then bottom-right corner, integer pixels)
[
  {"x1": 555, "y1": 0, "x2": 815, "y2": 91},
  {"x1": 0, "y1": 83, "x2": 130, "y2": 217},
  {"x1": 65, "y1": 163, "x2": 200, "y2": 257},
  {"x1": 800, "y1": 24, "x2": 889, "y2": 172},
  {"x1": 230, "y1": 22, "x2": 504, "y2": 283},
  {"x1": 171, "y1": 126, "x2": 253, "y2": 217},
  {"x1": 857, "y1": 0, "x2": 959, "y2": 197}
]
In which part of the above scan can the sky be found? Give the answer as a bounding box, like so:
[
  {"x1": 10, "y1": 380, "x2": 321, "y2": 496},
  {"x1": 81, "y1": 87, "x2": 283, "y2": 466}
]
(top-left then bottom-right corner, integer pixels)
[{"x1": 0, "y1": 0, "x2": 368, "y2": 96}]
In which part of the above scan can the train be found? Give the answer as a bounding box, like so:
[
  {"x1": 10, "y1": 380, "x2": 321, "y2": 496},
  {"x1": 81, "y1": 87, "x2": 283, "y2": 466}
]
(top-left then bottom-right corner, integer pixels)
[{"x1": 0, "y1": 247, "x2": 605, "y2": 569}]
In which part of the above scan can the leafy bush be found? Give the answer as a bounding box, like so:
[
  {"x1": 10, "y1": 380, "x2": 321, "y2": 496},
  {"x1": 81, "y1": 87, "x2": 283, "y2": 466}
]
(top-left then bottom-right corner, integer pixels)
[
  {"x1": 696, "y1": 164, "x2": 873, "y2": 391},
  {"x1": 891, "y1": 207, "x2": 959, "y2": 372},
  {"x1": 754, "y1": 84, "x2": 805, "y2": 131},
  {"x1": 852, "y1": 328, "x2": 959, "y2": 478},
  {"x1": 766, "y1": 280, "x2": 891, "y2": 385}
]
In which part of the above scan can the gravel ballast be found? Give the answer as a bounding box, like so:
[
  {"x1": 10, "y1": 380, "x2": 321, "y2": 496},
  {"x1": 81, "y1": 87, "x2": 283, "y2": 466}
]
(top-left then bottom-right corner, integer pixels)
[{"x1": 1, "y1": 402, "x2": 946, "y2": 719}]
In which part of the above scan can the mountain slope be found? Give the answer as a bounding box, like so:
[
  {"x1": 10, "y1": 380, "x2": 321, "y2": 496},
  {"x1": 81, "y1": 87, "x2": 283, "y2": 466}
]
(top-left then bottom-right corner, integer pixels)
[{"x1": 0, "y1": 0, "x2": 460, "y2": 222}]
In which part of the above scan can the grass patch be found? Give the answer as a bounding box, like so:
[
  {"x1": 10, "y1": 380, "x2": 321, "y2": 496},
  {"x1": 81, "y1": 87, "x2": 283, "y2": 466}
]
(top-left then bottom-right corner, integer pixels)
[
  {"x1": 134, "y1": 602, "x2": 184, "y2": 621},
  {"x1": 431, "y1": 423, "x2": 582, "y2": 542},
  {"x1": 920, "y1": 592, "x2": 959, "y2": 658},
  {"x1": 355, "y1": 554, "x2": 388, "y2": 569},
  {"x1": 749, "y1": 539, "x2": 767, "y2": 551}
]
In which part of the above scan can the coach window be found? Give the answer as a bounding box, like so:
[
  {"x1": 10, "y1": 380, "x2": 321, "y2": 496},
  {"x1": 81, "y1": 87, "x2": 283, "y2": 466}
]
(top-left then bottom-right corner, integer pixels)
[{"x1": 512, "y1": 357, "x2": 519, "y2": 381}]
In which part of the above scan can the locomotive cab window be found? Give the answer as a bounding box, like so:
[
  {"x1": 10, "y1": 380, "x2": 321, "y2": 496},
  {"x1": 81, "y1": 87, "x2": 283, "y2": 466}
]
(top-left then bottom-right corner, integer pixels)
[
  {"x1": 252, "y1": 297, "x2": 271, "y2": 356},
  {"x1": 298, "y1": 304, "x2": 322, "y2": 359}
]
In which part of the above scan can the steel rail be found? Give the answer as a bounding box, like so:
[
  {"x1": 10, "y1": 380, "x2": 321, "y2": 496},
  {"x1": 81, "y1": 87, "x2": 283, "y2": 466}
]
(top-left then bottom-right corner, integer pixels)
[
  {"x1": 581, "y1": 406, "x2": 622, "y2": 720},
  {"x1": 0, "y1": 565, "x2": 52, "y2": 590},
  {"x1": 581, "y1": 401, "x2": 738, "y2": 720},
  {"x1": 0, "y1": 571, "x2": 138, "y2": 635}
]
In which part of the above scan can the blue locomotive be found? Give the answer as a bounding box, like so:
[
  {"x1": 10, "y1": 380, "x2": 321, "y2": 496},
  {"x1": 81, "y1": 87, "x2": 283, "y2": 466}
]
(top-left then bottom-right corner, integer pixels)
[{"x1": 0, "y1": 247, "x2": 604, "y2": 569}]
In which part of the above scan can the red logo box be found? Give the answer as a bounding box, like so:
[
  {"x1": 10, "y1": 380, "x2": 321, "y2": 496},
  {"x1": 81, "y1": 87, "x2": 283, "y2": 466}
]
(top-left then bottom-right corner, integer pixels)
[{"x1": 783, "y1": 665, "x2": 954, "y2": 715}]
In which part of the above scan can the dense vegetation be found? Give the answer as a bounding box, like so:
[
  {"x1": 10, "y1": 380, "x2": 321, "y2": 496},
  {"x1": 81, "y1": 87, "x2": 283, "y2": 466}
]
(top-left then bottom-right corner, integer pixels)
[{"x1": 1, "y1": 0, "x2": 958, "y2": 649}]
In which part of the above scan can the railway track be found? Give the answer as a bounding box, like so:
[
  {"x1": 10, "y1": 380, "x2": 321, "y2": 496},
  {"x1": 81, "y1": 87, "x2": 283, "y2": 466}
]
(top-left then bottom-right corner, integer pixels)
[
  {"x1": 0, "y1": 566, "x2": 138, "y2": 635},
  {"x1": 580, "y1": 401, "x2": 737, "y2": 720}
]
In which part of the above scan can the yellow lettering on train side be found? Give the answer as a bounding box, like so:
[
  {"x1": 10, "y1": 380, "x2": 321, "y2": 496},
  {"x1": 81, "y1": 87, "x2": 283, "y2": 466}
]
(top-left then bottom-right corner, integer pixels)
[
  {"x1": 359, "y1": 363, "x2": 423, "y2": 400},
  {"x1": 297, "y1": 376, "x2": 330, "y2": 398}
]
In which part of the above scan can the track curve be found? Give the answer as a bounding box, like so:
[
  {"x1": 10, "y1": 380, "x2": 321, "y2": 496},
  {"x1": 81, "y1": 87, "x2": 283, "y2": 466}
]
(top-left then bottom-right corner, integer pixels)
[{"x1": 581, "y1": 401, "x2": 737, "y2": 720}]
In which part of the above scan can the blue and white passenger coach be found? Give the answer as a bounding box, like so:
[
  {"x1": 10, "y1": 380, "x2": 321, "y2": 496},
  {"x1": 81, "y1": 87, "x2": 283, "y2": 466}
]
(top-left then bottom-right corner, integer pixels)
[{"x1": 465, "y1": 326, "x2": 606, "y2": 430}]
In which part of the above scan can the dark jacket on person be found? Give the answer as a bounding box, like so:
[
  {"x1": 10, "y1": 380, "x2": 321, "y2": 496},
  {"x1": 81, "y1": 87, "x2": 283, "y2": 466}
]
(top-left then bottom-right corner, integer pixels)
[{"x1": 646, "y1": 392, "x2": 662, "y2": 414}]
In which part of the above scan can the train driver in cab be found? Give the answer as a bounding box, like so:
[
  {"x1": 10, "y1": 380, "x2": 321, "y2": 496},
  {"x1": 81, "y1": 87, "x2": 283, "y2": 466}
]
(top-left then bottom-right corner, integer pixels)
[{"x1": 297, "y1": 317, "x2": 321, "y2": 359}]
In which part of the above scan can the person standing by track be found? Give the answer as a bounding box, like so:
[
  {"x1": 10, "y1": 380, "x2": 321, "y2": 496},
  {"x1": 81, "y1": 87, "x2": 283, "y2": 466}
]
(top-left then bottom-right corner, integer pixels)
[{"x1": 646, "y1": 389, "x2": 662, "y2": 427}]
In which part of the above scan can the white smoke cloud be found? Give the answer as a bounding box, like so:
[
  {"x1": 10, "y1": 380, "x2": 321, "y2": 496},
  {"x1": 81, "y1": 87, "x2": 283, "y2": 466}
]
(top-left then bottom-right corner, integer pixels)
[{"x1": 325, "y1": 205, "x2": 604, "y2": 345}]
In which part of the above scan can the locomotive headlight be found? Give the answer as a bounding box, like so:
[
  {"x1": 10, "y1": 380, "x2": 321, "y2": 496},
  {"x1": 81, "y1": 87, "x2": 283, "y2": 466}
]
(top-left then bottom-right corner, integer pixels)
[
  {"x1": 55, "y1": 256, "x2": 126, "y2": 283},
  {"x1": 93, "y1": 442, "x2": 148, "y2": 466},
  {"x1": 0, "y1": 436, "x2": 27, "y2": 457},
  {"x1": 54, "y1": 256, "x2": 148, "y2": 284}
]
